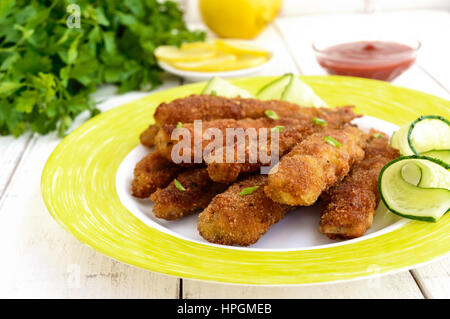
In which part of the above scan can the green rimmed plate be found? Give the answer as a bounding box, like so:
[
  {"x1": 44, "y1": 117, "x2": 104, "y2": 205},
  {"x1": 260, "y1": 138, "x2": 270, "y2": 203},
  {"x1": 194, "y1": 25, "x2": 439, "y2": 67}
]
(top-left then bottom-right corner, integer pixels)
[{"x1": 41, "y1": 76, "x2": 450, "y2": 285}]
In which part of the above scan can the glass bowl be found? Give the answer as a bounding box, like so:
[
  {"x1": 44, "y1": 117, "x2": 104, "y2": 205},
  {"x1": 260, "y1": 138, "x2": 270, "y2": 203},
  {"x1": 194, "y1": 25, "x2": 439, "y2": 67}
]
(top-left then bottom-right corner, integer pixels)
[{"x1": 313, "y1": 36, "x2": 421, "y2": 82}]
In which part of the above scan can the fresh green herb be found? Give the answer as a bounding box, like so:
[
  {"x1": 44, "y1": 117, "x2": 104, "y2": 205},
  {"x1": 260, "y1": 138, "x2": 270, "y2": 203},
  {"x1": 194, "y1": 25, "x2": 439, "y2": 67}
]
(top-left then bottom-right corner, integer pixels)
[
  {"x1": 271, "y1": 125, "x2": 284, "y2": 132},
  {"x1": 323, "y1": 136, "x2": 342, "y2": 147},
  {"x1": 176, "y1": 122, "x2": 183, "y2": 128},
  {"x1": 209, "y1": 90, "x2": 217, "y2": 96},
  {"x1": 372, "y1": 132, "x2": 385, "y2": 138},
  {"x1": 264, "y1": 110, "x2": 279, "y2": 120},
  {"x1": 174, "y1": 178, "x2": 186, "y2": 191},
  {"x1": 312, "y1": 117, "x2": 327, "y2": 126},
  {"x1": 0, "y1": 0, "x2": 205, "y2": 137},
  {"x1": 239, "y1": 186, "x2": 260, "y2": 196}
]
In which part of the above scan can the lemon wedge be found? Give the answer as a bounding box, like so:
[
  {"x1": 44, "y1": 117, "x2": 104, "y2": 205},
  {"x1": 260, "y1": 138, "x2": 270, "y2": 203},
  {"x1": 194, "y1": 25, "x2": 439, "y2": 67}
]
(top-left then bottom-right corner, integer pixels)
[
  {"x1": 155, "y1": 45, "x2": 217, "y2": 62},
  {"x1": 216, "y1": 40, "x2": 269, "y2": 56},
  {"x1": 171, "y1": 53, "x2": 238, "y2": 72}
]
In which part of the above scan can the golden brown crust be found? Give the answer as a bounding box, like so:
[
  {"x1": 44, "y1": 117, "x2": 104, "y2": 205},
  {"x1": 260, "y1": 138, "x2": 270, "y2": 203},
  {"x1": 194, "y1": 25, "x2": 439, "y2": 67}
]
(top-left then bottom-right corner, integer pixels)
[
  {"x1": 154, "y1": 94, "x2": 353, "y2": 125},
  {"x1": 154, "y1": 94, "x2": 246, "y2": 125},
  {"x1": 150, "y1": 168, "x2": 228, "y2": 220},
  {"x1": 155, "y1": 117, "x2": 307, "y2": 163},
  {"x1": 139, "y1": 124, "x2": 159, "y2": 147},
  {"x1": 131, "y1": 151, "x2": 182, "y2": 198},
  {"x1": 198, "y1": 175, "x2": 295, "y2": 246},
  {"x1": 206, "y1": 124, "x2": 312, "y2": 183},
  {"x1": 319, "y1": 131, "x2": 400, "y2": 239},
  {"x1": 206, "y1": 106, "x2": 358, "y2": 183},
  {"x1": 142, "y1": 94, "x2": 359, "y2": 147},
  {"x1": 265, "y1": 126, "x2": 369, "y2": 206}
]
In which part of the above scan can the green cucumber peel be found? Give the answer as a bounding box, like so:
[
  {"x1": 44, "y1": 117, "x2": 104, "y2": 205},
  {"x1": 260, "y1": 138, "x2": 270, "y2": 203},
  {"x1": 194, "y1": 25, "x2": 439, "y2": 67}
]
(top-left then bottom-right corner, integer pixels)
[{"x1": 378, "y1": 155, "x2": 450, "y2": 222}]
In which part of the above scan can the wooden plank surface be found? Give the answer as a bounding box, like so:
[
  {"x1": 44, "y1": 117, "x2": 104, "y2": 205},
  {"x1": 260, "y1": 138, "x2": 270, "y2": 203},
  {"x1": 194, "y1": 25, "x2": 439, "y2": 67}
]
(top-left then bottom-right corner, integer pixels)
[
  {"x1": 0, "y1": 83, "x2": 181, "y2": 299},
  {"x1": 0, "y1": 133, "x2": 33, "y2": 200},
  {"x1": 183, "y1": 271, "x2": 424, "y2": 299},
  {"x1": 411, "y1": 257, "x2": 450, "y2": 299}
]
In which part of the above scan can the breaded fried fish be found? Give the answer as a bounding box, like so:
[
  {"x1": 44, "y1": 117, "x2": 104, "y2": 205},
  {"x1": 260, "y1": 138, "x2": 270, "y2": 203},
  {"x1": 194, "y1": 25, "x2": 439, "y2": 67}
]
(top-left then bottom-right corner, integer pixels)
[
  {"x1": 205, "y1": 124, "x2": 313, "y2": 183},
  {"x1": 141, "y1": 94, "x2": 358, "y2": 147},
  {"x1": 198, "y1": 175, "x2": 295, "y2": 246},
  {"x1": 155, "y1": 117, "x2": 305, "y2": 163},
  {"x1": 319, "y1": 131, "x2": 400, "y2": 239},
  {"x1": 265, "y1": 126, "x2": 369, "y2": 206},
  {"x1": 131, "y1": 151, "x2": 182, "y2": 198},
  {"x1": 140, "y1": 124, "x2": 159, "y2": 147},
  {"x1": 206, "y1": 106, "x2": 358, "y2": 183},
  {"x1": 153, "y1": 94, "x2": 355, "y2": 126},
  {"x1": 150, "y1": 168, "x2": 228, "y2": 220}
]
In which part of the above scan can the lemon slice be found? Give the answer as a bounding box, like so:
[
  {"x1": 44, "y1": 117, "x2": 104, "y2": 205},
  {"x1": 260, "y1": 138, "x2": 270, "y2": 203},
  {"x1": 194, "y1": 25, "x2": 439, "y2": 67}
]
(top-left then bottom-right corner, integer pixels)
[
  {"x1": 180, "y1": 40, "x2": 217, "y2": 51},
  {"x1": 155, "y1": 45, "x2": 217, "y2": 62},
  {"x1": 216, "y1": 39, "x2": 269, "y2": 56},
  {"x1": 171, "y1": 53, "x2": 238, "y2": 72},
  {"x1": 213, "y1": 54, "x2": 268, "y2": 71}
]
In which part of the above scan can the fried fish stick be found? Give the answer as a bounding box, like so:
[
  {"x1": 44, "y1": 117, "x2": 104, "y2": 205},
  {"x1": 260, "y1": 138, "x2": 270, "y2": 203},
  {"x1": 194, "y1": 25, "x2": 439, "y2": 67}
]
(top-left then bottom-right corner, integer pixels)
[
  {"x1": 150, "y1": 168, "x2": 228, "y2": 220},
  {"x1": 153, "y1": 94, "x2": 356, "y2": 126},
  {"x1": 319, "y1": 131, "x2": 400, "y2": 239},
  {"x1": 141, "y1": 94, "x2": 358, "y2": 146},
  {"x1": 198, "y1": 175, "x2": 295, "y2": 246},
  {"x1": 131, "y1": 151, "x2": 183, "y2": 198},
  {"x1": 140, "y1": 124, "x2": 159, "y2": 147},
  {"x1": 265, "y1": 126, "x2": 368, "y2": 206},
  {"x1": 206, "y1": 124, "x2": 313, "y2": 183},
  {"x1": 155, "y1": 117, "x2": 305, "y2": 162},
  {"x1": 206, "y1": 107, "x2": 358, "y2": 183}
]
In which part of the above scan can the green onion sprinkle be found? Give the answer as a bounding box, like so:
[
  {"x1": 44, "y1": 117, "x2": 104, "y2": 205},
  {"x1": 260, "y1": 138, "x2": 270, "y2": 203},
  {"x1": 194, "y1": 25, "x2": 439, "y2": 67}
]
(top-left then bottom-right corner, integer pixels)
[
  {"x1": 323, "y1": 136, "x2": 342, "y2": 148},
  {"x1": 239, "y1": 186, "x2": 260, "y2": 196},
  {"x1": 174, "y1": 178, "x2": 186, "y2": 191}
]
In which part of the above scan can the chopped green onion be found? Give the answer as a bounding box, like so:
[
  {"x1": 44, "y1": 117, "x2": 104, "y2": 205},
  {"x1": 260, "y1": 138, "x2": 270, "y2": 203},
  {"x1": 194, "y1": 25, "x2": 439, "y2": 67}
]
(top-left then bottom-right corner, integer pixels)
[
  {"x1": 271, "y1": 125, "x2": 284, "y2": 132},
  {"x1": 372, "y1": 132, "x2": 385, "y2": 138},
  {"x1": 264, "y1": 110, "x2": 279, "y2": 120},
  {"x1": 323, "y1": 136, "x2": 342, "y2": 148},
  {"x1": 239, "y1": 186, "x2": 260, "y2": 196},
  {"x1": 312, "y1": 117, "x2": 327, "y2": 126},
  {"x1": 176, "y1": 122, "x2": 183, "y2": 128},
  {"x1": 174, "y1": 178, "x2": 186, "y2": 191}
]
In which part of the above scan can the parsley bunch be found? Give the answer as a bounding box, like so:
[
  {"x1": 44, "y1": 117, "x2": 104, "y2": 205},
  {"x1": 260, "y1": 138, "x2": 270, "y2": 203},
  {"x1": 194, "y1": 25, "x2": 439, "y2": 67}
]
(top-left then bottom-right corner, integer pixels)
[{"x1": 0, "y1": 0, "x2": 205, "y2": 136}]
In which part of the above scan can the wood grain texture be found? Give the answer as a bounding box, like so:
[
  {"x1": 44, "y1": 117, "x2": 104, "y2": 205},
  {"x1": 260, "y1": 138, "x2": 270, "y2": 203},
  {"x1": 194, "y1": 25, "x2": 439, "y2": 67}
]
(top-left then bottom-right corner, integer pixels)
[
  {"x1": 182, "y1": 271, "x2": 424, "y2": 299},
  {"x1": 0, "y1": 133, "x2": 33, "y2": 199},
  {"x1": 411, "y1": 257, "x2": 450, "y2": 299},
  {"x1": 0, "y1": 85, "x2": 181, "y2": 299}
]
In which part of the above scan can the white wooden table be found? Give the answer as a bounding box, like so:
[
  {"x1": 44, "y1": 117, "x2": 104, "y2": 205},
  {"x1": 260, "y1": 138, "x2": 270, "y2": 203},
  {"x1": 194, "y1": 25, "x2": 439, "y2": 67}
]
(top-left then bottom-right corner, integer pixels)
[{"x1": 0, "y1": 10, "x2": 448, "y2": 299}]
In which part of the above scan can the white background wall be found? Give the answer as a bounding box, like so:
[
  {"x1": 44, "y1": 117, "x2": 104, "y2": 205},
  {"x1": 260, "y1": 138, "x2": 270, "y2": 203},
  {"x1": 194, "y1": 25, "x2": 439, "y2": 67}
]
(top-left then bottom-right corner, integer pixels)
[{"x1": 178, "y1": 0, "x2": 450, "y2": 21}]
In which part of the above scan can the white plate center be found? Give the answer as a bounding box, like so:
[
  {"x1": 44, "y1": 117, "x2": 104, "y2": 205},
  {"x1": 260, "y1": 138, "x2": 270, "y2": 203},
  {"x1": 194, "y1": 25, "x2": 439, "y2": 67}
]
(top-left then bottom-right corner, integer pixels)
[{"x1": 116, "y1": 116, "x2": 408, "y2": 251}]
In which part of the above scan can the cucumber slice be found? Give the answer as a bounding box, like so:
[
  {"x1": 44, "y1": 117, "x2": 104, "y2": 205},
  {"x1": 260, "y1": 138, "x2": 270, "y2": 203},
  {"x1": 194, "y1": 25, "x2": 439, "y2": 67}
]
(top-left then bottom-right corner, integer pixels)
[
  {"x1": 202, "y1": 77, "x2": 253, "y2": 98},
  {"x1": 422, "y1": 150, "x2": 450, "y2": 164},
  {"x1": 390, "y1": 116, "x2": 450, "y2": 159},
  {"x1": 281, "y1": 75, "x2": 328, "y2": 108},
  {"x1": 256, "y1": 74, "x2": 293, "y2": 101},
  {"x1": 379, "y1": 156, "x2": 450, "y2": 222}
]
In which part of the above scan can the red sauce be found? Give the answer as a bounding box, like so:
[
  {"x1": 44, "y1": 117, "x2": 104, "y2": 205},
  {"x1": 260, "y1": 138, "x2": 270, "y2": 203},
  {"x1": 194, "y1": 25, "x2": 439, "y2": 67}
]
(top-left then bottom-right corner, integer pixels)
[{"x1": 316, "y1": 41, "x2": 416, "y2": 81}]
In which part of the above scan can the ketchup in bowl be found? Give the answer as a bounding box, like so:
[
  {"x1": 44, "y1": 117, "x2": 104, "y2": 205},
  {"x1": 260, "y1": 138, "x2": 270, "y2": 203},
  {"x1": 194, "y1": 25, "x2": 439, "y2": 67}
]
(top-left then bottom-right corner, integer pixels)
[{"x1": 314, "y1": 41, "x2": 420, "y2": 81}]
